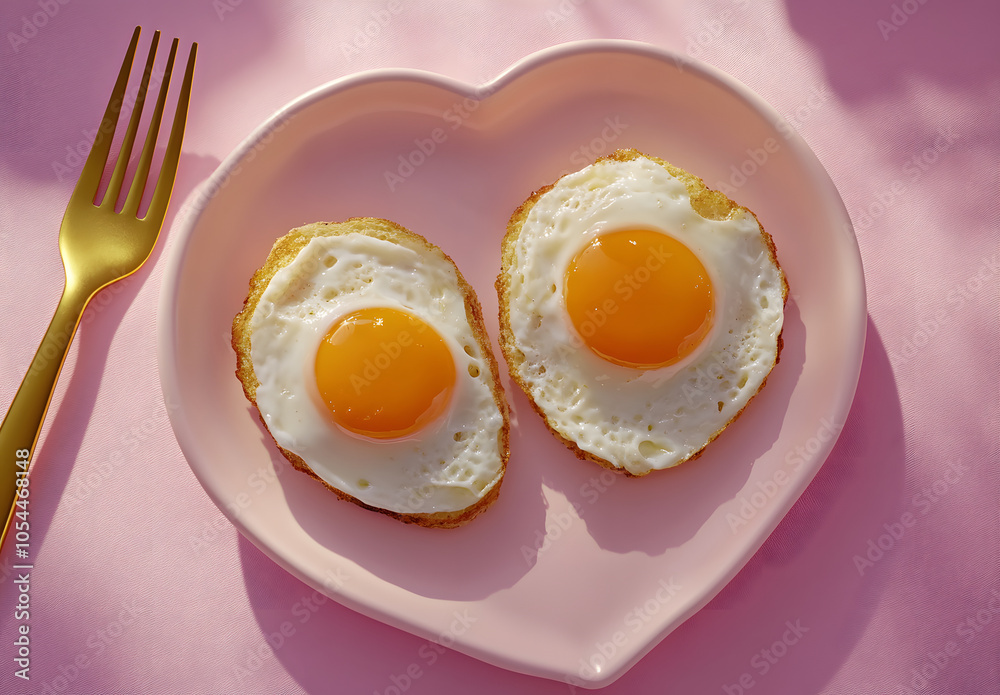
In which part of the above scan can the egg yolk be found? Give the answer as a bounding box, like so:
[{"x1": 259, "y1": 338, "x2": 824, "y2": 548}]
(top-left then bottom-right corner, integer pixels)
[
  {"x1": 314, "y1": 307, "x2": 455, "y2": 439},
  {"x1": 563, "y1": 228, "x2": 714, "y2": 369}
]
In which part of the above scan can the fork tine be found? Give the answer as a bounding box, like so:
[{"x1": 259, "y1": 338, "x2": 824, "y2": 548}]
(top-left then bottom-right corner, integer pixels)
[
  {"x1": 121, "y1": 38, "x2": 178, "y2": 218},
  {"x1": 101, "y1": 30, "x2": 160, "y2": 209},
  {"x1": 143, "y1": 41, "x2": 197, "y2": 224},
  {"x1": 72, "y1": 26, "x2": 141, "y2": 203}
]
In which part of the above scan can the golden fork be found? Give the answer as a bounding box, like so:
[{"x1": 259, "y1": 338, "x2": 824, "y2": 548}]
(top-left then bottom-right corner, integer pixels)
[{"x1": 0, "y1": 27, "x2": 197, "y2": 552}]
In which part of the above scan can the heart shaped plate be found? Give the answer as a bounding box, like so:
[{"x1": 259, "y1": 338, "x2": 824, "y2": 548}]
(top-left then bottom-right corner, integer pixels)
[{"x1": 158, "y1": 40, "x2": 865, "y2": 688}]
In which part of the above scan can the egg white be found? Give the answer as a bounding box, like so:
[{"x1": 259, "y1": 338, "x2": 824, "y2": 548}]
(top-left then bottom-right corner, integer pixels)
[
  {"x1": 249, "y1": 233, "x2": 505, "y2": 514},
  {"x1": 503, "y1": 156, "x2": 786, "y2": 475}
]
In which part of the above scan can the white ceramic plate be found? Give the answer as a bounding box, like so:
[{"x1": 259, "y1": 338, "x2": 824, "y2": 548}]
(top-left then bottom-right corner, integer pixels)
[{"x1": 158, "y1": 40, "x2": 865, "y2": 688}]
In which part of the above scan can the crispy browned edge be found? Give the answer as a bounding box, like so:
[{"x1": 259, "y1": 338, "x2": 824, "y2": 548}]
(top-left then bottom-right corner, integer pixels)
[
  {"x1": 232, "y1": 218, "x2": 510, "y2": 528},
  {"x1": 495, "y1": 148, "x2": 789, "y2": 478}
]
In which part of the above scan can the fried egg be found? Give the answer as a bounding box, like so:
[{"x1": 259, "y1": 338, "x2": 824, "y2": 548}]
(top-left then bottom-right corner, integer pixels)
[
  {"x1": 237, "y1": 220, "x2": 507, "y2": 524},
  {"x1": 497, "y1": 150, "x2": 787, "y2": 476}
]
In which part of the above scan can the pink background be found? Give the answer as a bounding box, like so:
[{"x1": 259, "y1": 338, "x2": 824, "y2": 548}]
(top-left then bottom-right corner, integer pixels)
[{"x1": 1, "y1": 1, "x2": 997, "y2": 693}]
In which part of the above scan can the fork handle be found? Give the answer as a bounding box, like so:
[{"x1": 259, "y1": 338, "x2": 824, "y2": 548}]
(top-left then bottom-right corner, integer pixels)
[{"x1": 0, "y1": 282, "x2": 91, "y2": 550}]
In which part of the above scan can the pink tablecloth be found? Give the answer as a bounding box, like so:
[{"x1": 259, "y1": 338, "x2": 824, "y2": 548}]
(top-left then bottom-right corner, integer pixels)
[{"x1": 1, "y1": 1, "x2": 997, "y2": 693}]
